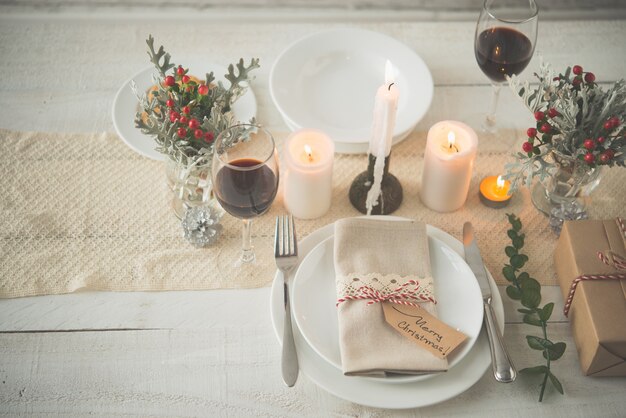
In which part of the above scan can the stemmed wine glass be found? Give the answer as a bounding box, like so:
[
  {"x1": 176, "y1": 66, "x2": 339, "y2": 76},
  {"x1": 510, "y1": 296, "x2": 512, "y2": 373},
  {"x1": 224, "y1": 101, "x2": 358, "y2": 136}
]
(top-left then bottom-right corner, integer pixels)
[
  {"x1": 474, "y1": 0, "x2": 538, "y2": 132},
  {"x1": 212, "y1": 124, "x2": 279, "y2": 265}
]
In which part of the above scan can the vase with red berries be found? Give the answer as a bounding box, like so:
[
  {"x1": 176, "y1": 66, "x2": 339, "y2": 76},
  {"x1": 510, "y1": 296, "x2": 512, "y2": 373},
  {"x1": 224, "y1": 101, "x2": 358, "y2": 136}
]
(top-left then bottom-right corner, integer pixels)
[
  {"x1": 133, "y1": 35, "x2": 260, "y2": 218},
  {"x1": 506, "y1": 62, "x2": 625, "y2": 217}
]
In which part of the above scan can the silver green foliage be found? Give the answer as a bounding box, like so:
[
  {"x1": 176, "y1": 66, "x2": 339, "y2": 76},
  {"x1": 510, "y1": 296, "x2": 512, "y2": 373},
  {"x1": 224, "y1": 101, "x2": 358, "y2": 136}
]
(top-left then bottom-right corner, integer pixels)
[
  {"x1": 505, "y1": 62, "x2": 626, "y2": 191},
  {"x1": 133, "y1": 35, "x2": 260, "y2": 167}
]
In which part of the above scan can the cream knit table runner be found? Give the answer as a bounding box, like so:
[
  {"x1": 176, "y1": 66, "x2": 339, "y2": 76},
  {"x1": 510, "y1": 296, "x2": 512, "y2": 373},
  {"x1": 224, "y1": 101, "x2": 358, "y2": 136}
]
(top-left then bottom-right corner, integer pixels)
[{"x1": 0, "y1": 129, "x2": 623, "y2": 298}]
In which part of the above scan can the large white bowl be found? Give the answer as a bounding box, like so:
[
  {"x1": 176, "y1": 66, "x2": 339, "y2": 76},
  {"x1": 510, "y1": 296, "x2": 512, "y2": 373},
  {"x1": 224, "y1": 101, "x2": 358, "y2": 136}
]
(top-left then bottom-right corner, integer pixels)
[{"x1": 270, "y1": 28, "x2": 433, "y2": 154}]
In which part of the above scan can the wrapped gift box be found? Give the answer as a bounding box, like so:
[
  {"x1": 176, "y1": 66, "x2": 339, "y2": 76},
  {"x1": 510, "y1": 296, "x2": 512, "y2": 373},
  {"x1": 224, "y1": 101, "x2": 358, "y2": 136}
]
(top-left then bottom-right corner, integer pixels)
[{"x1": 554, "y1": 218, "x2": 626, "y2": 376}]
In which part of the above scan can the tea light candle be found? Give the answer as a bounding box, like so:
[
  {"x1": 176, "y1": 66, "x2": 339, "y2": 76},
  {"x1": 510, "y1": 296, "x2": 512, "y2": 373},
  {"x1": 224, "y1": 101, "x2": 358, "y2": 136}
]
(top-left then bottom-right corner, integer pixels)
[
  {"x1": 479, "y1": 175, "x2": 512, "y2": 208},
  {"x1": 283, "y1": 129, "x2": 335, "y2": 219},
  {"x1": 420, "y1": 120, "x2": 478, "y2": 212}
]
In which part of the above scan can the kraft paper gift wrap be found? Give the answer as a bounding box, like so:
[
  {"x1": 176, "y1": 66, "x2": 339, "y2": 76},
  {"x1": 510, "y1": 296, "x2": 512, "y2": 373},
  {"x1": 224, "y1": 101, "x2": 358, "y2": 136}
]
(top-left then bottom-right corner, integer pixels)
[{"x1": 555, "y1": 218, "x2": 626, "y2": 377}]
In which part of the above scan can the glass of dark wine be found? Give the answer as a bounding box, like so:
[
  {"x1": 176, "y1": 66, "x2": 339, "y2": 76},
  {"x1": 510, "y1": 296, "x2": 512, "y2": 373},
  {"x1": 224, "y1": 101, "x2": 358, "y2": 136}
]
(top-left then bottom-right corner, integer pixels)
[
  {"x1": 474, "y1": 0, "x2": 538, "y2": 132},
  {"x1": 212, "y1": 124, "x2": 279, "y2": 265}
]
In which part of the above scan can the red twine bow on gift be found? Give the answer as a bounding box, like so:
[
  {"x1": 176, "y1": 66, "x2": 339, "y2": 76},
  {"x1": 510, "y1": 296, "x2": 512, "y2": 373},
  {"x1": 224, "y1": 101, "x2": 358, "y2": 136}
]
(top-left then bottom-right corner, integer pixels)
[
  {"x1": 563, "y1": 217, "x2": 626, "y2": 317},
  {"x1": 336, "y1": 279, "x2": 436, "y2": 308}
]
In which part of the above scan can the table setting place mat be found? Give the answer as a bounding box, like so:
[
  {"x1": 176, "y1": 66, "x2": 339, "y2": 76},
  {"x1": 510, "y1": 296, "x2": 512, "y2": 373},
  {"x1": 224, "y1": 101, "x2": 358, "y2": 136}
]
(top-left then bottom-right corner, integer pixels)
[{"x1": 0, "y1": 128, "x2": 624, "y2": 298}]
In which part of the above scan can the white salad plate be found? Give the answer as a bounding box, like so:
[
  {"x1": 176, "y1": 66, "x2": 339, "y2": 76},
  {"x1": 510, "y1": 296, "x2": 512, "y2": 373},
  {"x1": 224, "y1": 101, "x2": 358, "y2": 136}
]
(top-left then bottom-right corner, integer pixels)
[
  {"x1": 291, "y1": 230, "x2": 484, "y2": 384},
  {"x1": 269, "y1": 217, "x2": 504, "y2": 409},
  {"x1": 270, "y1": 28, "x2": 433, "y2": 154},
  {"x1": 112, "y1": 60, "x2": 257, "y2": 161}
]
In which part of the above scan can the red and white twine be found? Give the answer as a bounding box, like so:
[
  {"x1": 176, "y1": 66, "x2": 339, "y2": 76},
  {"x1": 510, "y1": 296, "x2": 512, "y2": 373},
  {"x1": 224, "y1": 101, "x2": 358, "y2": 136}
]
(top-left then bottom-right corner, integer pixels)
[
  {"x1": 563, "y1": 217, "x2": 626, "y2": 317},
  {"x1": 563, "y1": 273, "x2": 626, "y2": 317},
  {"x1": 597, "y1": 251, "x2": 626, "y2": 270},
  {"x1": 596, "y1": 217, "x2": 626, "y2": 270},
  {"x1": 336, "y1": 279, "x2": 436, "y2": 308}
]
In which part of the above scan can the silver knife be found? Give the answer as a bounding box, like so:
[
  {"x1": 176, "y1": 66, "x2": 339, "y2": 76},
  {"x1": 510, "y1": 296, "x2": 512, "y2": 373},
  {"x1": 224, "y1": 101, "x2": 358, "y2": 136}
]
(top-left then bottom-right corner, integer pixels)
[{"x1": 463, "y1": 222, "x2": 517, "y2": 383}]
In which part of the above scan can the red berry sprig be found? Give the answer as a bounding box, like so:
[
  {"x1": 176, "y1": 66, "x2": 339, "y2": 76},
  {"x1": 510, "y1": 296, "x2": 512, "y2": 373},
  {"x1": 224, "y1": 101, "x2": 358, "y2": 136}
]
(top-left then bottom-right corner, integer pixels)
[
  {"x1": 157, "y1": 63, "x2": 218, "y2": 140},
  {"x1": 523, "y1": 105, "x2": 565, "y2": 154},
  {"x1": 522, "y1": 141, "x2": 533, "y2": 153},
  {"x1": 578, "y1": 115, "x2": 622, "y2": 166},
  {"x1": 584, "y1": 153, "x2": 595, "y2": 164},
  {"x1": 603, "y1": 116, "x2": 621, "y2": 131},
  {"x1": 164, "y1": 75, "x2": 176, "y2": 87},
  {"x1": 188, "y1": 118, "x2": 200, "y2": 130},
  {"x1": 569, "y1": 65, "x2": 596, "y2": 90},
  {"x1": 518, "y1": 65, "x2": 624, "y2": 171},
  {"x1": 198, "y1": 84, "x2": 209, "y2": 96}
]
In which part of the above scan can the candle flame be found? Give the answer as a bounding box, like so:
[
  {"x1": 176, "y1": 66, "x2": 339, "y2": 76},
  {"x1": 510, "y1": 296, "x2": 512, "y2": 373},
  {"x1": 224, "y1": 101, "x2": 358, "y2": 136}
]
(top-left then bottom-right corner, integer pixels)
[
  {"x1": 385, "y1": 60, "x2": 394, "y2": 85},
  {"x1": 496, "y1": 175, "x2": 505, "y2": 189},
  {"x1": 304, "y1": 144, "x2": 313, "y2": 162},
  {"x1": 447, "y1": 131, "x2": 456, "y2": 149}
]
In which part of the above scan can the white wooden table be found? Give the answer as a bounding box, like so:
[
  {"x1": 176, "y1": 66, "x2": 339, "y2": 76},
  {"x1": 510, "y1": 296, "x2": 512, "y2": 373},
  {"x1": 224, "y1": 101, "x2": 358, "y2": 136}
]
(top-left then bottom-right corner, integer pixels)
[{"x1": 1, "y1": 6, "x2": 625, "y2": 417}]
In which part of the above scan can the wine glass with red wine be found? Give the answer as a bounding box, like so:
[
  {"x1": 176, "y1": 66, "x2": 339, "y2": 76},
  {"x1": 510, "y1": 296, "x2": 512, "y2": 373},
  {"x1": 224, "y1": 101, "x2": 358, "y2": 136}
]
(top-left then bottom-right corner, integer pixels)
[
  {"x1": 212, "y1": 124, "x2": 279, "y2": 265},
  {"x1": 474, "y1": 0, "x2": 538, "y2": 132}
]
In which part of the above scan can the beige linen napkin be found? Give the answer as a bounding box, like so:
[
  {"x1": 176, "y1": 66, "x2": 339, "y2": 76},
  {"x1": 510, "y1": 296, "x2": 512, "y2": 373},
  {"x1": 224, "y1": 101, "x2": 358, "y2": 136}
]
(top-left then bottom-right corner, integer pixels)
[{"x1": 334, "y1": 218, "x2": 448, "y2": 376}]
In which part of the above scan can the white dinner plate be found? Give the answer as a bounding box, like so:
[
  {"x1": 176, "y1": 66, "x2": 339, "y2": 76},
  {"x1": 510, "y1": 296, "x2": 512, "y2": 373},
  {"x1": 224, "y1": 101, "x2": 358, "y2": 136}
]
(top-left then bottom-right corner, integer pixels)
[
  {"x1": 269, "y1": 217, "x2": 505, "y2": 409},
  {"x1": 270, "y1": 28, "x2": 433, "y2": 154},
  {"x1": 292, "y1": 229, "x2": 484, "y2": 384},
  {"x1": 112, "y1": 60, "x2": 257, "y2": 161}
]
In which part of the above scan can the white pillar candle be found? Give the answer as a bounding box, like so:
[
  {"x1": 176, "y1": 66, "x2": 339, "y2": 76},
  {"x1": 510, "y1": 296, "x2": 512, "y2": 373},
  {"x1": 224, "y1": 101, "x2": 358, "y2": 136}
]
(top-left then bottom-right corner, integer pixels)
[
  {"x1": 420, "y1": 120, "x2": 478, "y2": 212},
  {"x1": 365, "y1": 60, "x2": 399, "y2": 213},
  {"x1": 283, "y1": 129, "x2": 335, "y2": 219},
  {"x1": 368, "y1": 60, "x2": 399, "y2": 158}
]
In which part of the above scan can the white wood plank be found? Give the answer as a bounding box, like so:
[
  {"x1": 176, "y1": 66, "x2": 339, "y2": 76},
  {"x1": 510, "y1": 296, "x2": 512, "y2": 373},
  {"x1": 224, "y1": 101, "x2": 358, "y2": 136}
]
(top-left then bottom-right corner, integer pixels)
[
  {"x1": 0, "y1": 19, "x2": 623, "y2": 91},
  {"x1": 0, "y1": 289, "x2": 272, "y2": 331},
  {"x1": 0, "y1": 285, "x2": 569, "y2": 331},
  {"x1": 5, "y1": 0, "x2": 625, "y2": 11},
  {"x1": 1, "y1": 324, "x2": 624, "y2": 417},
  {"x1": 2, "y1": 1, "x2": 626, "y2": 22}
]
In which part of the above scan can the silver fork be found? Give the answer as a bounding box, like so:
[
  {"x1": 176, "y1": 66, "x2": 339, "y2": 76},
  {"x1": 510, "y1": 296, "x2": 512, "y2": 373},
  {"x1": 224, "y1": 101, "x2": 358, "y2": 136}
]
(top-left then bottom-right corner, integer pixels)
[{"x1": 274, "y1": 215, "x2": 299, "y2": 387}]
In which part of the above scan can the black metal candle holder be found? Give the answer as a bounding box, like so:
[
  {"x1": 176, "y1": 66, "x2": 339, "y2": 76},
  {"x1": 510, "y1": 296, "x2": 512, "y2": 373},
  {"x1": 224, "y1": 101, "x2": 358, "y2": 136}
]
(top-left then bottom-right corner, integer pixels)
[{"x1": 349, "y1": 153, "x2": 403, "y2": 215}]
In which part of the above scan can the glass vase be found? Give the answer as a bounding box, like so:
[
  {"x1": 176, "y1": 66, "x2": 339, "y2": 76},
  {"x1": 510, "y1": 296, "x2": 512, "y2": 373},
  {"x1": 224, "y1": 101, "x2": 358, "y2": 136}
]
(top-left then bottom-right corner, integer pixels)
[
  {"x1": 531, "y1": 150, "x2": 603, "y2": 217},
  {"x1": 166, "y1": 157, "x2": 219, "y2": 219}
]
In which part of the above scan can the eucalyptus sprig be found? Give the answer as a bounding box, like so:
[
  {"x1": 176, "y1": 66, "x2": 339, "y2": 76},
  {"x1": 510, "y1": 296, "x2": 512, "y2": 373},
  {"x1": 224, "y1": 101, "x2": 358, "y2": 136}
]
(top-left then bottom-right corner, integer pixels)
[{"x1": 503, "y1": 214, "x2": 566, "y2": 402}]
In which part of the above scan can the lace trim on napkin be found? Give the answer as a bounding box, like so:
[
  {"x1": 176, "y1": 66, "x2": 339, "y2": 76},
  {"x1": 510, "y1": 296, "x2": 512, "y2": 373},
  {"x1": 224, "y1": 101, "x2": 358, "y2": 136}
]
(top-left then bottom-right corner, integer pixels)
[{"x1": 336, "y1": 273, "x2": 435, "y2": 306}]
